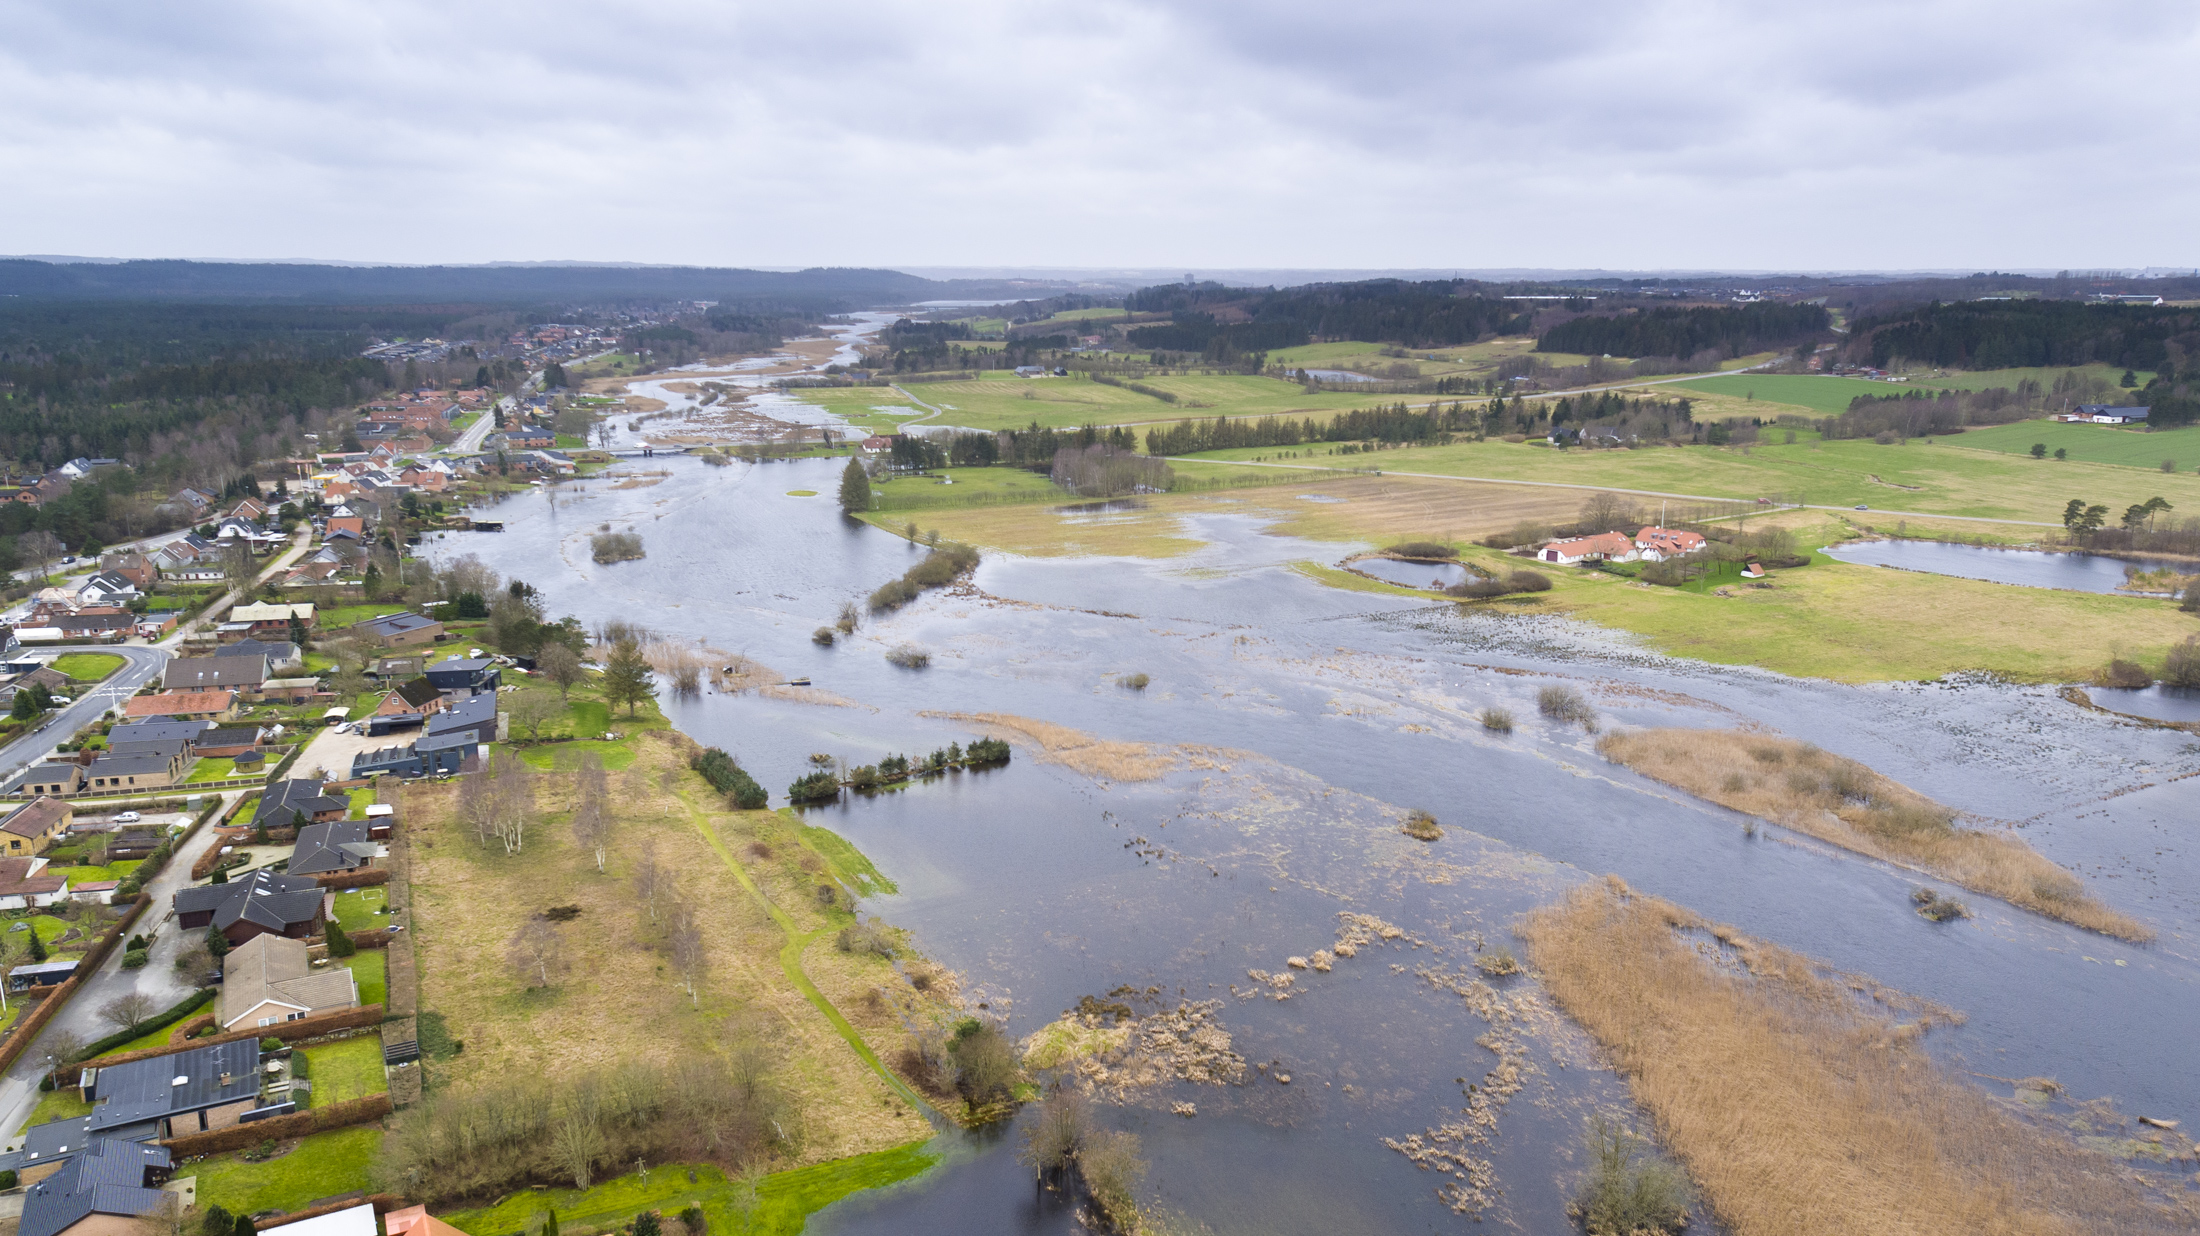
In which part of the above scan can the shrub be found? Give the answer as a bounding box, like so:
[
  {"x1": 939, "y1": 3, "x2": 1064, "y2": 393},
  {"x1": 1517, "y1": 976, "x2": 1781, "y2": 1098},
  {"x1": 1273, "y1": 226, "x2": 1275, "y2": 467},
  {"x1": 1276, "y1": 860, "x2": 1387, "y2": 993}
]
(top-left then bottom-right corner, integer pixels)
[
  {"x1": 885, "y1": 644, "x2": 931, "y2": 669},
  {"x1": 2098, "y1": 658, "x2": 2152, "y2": 689},
  {"x1": 1477, "y1": 707, "x2": 1514, "y2": 734},
  {"x1": 1385, "y1": 541, "x2": 1457, "y2": 559},
  {"x1": 122, "y1": 948, "x2": 148, "y2": 969},
  {"x1": 590, "y1": 531, "x2": 646, "y2": 564},
  {"x1": 965, "y1": 737, "x2": 1011, "y2": 765},
  {"x1": 811, "y1": 627, "x2": 835, "y2": 646},
  {"x1": 325, "y1": 921, "x2": 356, "y2": 958},
  {"x1": 849, "y1": 764, "x2": 880, "y2": 791},
  {"x1": 2181, "y1": 583, "x2": 2200, "y2": 614},
  {"x1": 1401, "y1": 809, "x2": 1442, "y2": 842},
  {"x1": 836, "y1": 922, "x2": 894, "y2": 957},
  {"x1": 1118, "y1": 673, "x2": 1149, "y2": 690},
  {"x1": 1445, "y1": 570, "x2": 1553, "y2": 600},
  {"x1": 869, "y1": 545, "x2": 980, "y2": 611},
  {"x1": 1507, "y1": 569, "x2": 1552, "y2": 592},
  {"x1": 1572, "y1": 1116, "x2": 1692, "y2": 1236},
  {"x1": 1912, "y1": 887, "x2": 1969, "y2": 922},
  {"x1": 948, "y1": 1018, "x2": 1019, "y2": 1107},
  {"x1": 2162, "y1": 635, "x2": 2200, "y2": 687},
  {"x1": 1078, "y1": 1129, "x2": 1148, "y2": 1232},
  {"x1": 0, "y1": 1169, "x2": 14, "y2": 1190},
  {"x1": 632, "y1": 1212, "x2": 662, "y2": 1236},
  {"x1": 260, "y1": 1037, "x2": 283, "y2": 1052},
  {"x1": 1537, "y1": 685, "x2": 1597, "y2": 729},
  {"x1": 1476, "y1": 946, "x2": 1522, "y2": 976},
  {"x1": 679, "y1": 1206, "x2": 704, "y2": 1236},
  {"x1": 787, "y1": 771, "x2": 841, "y2": 804},
  {"x1": 692, "y1": 748, "x2": 768, "y2": 809},
  {"x1": 200, "y1": 1205, "x2": 230, "y2": 1236}
]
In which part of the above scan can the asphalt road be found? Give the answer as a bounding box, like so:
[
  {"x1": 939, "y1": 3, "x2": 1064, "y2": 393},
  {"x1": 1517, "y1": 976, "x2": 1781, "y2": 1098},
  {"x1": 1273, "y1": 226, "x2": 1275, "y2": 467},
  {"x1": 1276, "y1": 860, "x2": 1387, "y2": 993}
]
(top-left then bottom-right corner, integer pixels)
[
  {"x1": 0, "y1": 645, "x2": 170, "y2": 787},
  {"x1": 0, "y1": 795, "x2": 234, "y2": 1146}
]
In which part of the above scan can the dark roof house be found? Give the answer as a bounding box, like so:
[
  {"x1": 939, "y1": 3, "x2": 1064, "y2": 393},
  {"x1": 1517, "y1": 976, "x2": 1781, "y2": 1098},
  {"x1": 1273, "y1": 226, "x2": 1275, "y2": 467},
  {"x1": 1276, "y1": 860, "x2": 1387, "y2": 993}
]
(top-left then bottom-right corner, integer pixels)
[
  {"x1": 81, "y1": 1037, "x2": 265, "y2": 1137},
  {"x1": 253, "y1": 779, "x2": 348, "y2": 830},
  {"x1": 288, "y1": 819, "x2": 380, "y2": 876},
  {"x1": 424, "y1": 692, "x2": 498, "y2": 743},
  {"x1": 422, "y1": 658, "x2": 499, "y2": 691},
  {"x1": 172, "y1": 869, "x2": 324, "y2": 944},
  {"x1": 15, "y1": 1138, "x2": 173, "y2": 1236},
  {"x1": 161, "y1": 657, "x2": 266, "y2": 691}
]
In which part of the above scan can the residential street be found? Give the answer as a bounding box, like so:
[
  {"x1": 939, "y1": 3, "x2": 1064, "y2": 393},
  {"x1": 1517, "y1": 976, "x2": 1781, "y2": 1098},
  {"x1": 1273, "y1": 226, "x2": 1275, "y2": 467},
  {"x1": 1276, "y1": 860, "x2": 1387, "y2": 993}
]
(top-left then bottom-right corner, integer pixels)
[
  {"x1": 0, "y1": 645, "x2": 169, "y2": 786},
  {"x1": 0, "y1": 791, "x2": 236, "y2": 1146}
]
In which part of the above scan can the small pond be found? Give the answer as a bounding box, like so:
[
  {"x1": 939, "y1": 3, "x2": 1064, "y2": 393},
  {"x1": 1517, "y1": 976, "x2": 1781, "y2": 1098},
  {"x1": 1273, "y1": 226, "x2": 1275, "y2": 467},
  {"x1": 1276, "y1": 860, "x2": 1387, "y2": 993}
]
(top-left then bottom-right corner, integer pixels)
[
  {"x1": 1822, "y1": 539, "x2": 2184, "y2": 594},
  {"x1": 1348, "y1": 557, "x2": 1476, "y2": 590},
  {"x1": 2080, "y1": 684, "x2": 2200, "y2": 725},
  {"x1": 1299, "y1": 368, "x2": 1381, "y2": 382}
]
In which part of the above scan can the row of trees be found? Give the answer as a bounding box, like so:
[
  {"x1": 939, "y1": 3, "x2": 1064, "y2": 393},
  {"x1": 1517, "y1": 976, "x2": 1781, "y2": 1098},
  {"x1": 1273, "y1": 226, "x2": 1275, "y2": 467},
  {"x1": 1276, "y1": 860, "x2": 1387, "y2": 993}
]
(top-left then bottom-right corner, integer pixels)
[{"x1": 2062, "y1": 495, "x2": 2174, "y2": 536}]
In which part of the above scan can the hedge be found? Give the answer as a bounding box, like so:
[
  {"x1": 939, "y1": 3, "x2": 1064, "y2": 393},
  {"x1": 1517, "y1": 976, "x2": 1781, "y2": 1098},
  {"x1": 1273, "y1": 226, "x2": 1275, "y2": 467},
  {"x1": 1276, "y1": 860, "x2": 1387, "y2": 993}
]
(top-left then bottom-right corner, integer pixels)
[
  {"x1": 70, "y1": 987, "x2": 215, "y2": 1061},
  {"x1": 59, "y1": 1003, "x2": 386, "y2": 1086},
  {"x1": 251, "y1": 1194, "x2": 408, "y2": 1232},
  {"x1": 158, "y1": 1092, "x2": 392, "y2": 1156},
  {"x1": 314, "y1": 868, "x2": 391, "y2": 890}
]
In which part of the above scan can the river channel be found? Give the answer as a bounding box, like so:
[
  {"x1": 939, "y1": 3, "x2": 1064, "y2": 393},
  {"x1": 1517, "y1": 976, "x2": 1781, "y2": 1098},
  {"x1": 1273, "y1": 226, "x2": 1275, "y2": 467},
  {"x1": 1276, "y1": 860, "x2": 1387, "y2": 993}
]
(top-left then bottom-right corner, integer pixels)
[{"x1": 434, "y1": 340, "x2": 2200, "y2": 1233}]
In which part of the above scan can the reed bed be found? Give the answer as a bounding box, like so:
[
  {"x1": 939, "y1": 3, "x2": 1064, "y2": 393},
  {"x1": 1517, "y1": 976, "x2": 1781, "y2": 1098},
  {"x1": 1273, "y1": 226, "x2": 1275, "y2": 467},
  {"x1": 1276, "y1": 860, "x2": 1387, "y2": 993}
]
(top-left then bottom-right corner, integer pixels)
[
  {"x1": 922, "y1": 711, "x2": 1174, "y2": 781},
  {"x1": 1597, "y1": 728, "x2": 2149, "y2": 942},
  {"x1": 1520, "y1": 878, "x2": 2190, "y2": 1236}
]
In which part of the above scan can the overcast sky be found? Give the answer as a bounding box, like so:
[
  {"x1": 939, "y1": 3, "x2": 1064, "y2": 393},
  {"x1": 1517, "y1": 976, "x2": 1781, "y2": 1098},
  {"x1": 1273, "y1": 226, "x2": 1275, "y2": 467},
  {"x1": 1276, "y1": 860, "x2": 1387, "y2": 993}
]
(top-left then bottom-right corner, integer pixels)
[{"x1": 4, "y1": 0, "x2": 2195, "y2": 271}]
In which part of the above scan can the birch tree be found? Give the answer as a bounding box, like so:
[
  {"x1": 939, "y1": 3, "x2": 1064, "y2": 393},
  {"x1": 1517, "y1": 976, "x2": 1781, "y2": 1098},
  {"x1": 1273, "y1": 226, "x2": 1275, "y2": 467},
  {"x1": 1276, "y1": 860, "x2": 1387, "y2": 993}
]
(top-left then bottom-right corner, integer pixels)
[{"x1": 507, "y1": 918, "x2": 567, "y2": 989}]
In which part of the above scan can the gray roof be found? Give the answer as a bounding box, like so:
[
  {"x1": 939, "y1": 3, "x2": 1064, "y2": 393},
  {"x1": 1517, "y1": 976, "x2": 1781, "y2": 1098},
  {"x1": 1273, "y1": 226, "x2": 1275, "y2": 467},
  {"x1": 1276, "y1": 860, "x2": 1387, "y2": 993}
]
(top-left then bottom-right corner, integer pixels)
[
  {"x1": 254, "y1": 778, "x2": 348, "y2": 828},
  {"x1": 355, "y1": 612, "x2": 438, "y2": 638},
  {"x1": 18, "y1": 1138, "x2": 173, "y2": 1236},
  {"x1": 426, "y1": 692, "x2": 496, "y2": 734},
  {"x1": 172, "y1": 869, "x2": 323, "y2": 934},
  {"x1": 84, "y1": 1038, "x2": 258, "y2": 1130},
  {"x1": 290, "y1": 819, "x2": 371, "y2": 876},
  {"x1": 425, "y1": 657, "x2": 493, "y2": 678},
  {"x1": 416, "y1": 729, "x2": 478, "y2": 753},
  {"x1": 83, "y1": 751, "x2": 182, "y2": 779},
  {"x1": 2077, "y1": 403, "x2": 2149, "y2": 417},
  {"x1": 107, "y1": 719, "x2": 216, "y2": 747},
  {"x1": 214, "y1": 639, "x2": 299, "y2": 663}
]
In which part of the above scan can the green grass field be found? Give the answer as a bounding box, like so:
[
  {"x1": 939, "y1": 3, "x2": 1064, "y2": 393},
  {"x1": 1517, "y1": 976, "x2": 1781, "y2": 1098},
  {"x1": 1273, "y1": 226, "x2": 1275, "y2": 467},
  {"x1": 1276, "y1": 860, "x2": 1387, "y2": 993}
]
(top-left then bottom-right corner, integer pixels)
[
  {"x1": 445, "y1": 1143, "x2": 940, "y2": 1236},
  {"x1": 1944, "y1": 419, "x2": 2200, "y2": 471},
  {"x1": 49, "y1": 653, "x2": 125, "y2": 682},
  {"x1": 793, "y1": 371, "x2": 1374, "y2": 433},
  {"x1": 185, "y1": 758, "x2": 236, "y2": 783},
  {"x1": 346, "y1": 949, "x2": 387, "y2": 1006},
  {"x1": 192, "y1": 1125, "x2": 380, "y2": 1215},
  {"x1": 867, "y1": 468, "x2": 1067, "y2": 511},
  {"x1": 300, "y1": 1035, "x2": 387, "y2": 1106},
  {"x1": 1664, "y1": 374, "x2": 1907, "y2": 417},
  {"x1": 331, "y1": 887, "x2": 389, "y2": 935},
  {"x1": 1908, "y1": 363, "x2": 2149, "y2": 393},
  {"x1": 51, "y1": 858, "x2": 142, "y2": 886},
  {"x1": 314, "y1": 603, "x2": 411, "y2": 629},
  {"x1": 1178, "y1": 434, "x2": 2200, "y2": 525}
]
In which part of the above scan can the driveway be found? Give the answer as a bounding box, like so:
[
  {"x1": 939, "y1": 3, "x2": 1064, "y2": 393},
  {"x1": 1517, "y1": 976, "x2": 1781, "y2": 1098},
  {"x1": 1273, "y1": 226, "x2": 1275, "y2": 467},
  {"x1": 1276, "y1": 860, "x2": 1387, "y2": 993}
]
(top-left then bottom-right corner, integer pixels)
[{"x1": 0, "y1": 790, "x2": 238, "y2": 1143}]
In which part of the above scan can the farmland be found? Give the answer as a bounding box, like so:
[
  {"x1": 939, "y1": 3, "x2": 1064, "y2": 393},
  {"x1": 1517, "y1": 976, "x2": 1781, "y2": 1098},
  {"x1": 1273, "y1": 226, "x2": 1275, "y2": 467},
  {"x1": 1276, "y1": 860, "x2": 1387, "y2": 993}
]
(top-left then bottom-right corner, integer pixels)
[{"x1": 1945, "y1": 419, "x2": 2200, "y2": 470}]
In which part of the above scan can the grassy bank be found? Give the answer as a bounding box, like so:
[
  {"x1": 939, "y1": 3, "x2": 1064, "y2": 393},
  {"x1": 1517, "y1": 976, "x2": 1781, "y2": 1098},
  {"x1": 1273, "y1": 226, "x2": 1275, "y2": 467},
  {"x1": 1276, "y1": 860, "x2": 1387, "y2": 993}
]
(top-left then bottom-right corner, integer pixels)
[
  {"x1": 50, "y1": 653, "x2": 125, "y2": 682},
  {"x1": 403, "y1": 729, "x2": 939, "y2": 1182},
  {"x1": 1597, "y1": 728, "x2": 2149, "y2": 940},
  {"x1": 1518, "y1": 879, "x2": 2185, "y2": 1236},
  {"x1": 444, "y1": 1143, "x2": 939, "y2": 1236}
]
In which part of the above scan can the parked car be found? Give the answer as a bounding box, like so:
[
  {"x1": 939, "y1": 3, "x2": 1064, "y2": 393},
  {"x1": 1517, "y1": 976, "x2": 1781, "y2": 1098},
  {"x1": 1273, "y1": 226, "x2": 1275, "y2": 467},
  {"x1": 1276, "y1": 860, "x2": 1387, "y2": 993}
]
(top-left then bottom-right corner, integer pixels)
[
  {"x1": 1854, "y1": 504, "x2": 1869, "y2": 510},
  {"x1": 115, "y1": 811, "x2": 141, "y2": 823}
]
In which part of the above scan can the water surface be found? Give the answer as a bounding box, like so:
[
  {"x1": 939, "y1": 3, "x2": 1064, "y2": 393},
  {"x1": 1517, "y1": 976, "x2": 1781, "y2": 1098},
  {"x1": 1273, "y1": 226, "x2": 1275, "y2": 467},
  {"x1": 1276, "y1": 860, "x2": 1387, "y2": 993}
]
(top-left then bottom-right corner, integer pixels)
[{"x1": 1824, "y1": 538, "x2": 2183, "y2": 594}]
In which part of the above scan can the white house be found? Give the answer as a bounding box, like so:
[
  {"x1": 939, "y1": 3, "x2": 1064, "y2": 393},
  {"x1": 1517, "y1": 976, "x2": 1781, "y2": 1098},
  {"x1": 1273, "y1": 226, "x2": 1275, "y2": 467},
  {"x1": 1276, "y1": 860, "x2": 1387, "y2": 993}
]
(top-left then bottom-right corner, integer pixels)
[
  {"x1": 1539, "y1": 531, "x2": 1638, "y2": 565},
  {"x1": 1633, "y1": 527, "x2": 1707, "y2": 562}
]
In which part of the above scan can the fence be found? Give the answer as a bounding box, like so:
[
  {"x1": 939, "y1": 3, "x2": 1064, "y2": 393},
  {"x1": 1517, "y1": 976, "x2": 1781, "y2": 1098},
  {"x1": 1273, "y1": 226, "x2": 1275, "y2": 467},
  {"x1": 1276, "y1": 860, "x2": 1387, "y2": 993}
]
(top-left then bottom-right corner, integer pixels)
[
  {"x1": 59, "y1": 1003, "x2": 388, "y2": 1085},
  {"x1": 159, "y1": 1092, "x2": 393, "y2": 1156}
]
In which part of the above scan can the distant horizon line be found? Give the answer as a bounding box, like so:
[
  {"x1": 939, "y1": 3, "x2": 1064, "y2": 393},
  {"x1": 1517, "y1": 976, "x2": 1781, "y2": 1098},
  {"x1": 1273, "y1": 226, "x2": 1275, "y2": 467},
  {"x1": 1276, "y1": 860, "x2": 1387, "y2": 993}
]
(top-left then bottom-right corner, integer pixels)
[{"x1": 6, "y1": 255, "x2": 2196, "y2": 281}]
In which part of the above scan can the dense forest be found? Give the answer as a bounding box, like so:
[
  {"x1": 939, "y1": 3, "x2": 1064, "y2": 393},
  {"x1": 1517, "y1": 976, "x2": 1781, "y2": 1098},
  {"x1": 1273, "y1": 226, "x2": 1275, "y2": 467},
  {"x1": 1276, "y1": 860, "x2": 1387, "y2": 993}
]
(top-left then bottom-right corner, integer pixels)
[
  {"x1": 1537, "y1": 302, "x2": 1830, "y2": 360},
  {"x1": 0, "y1": 259, "x2": 1054, "y2": 308},
  {"x1": 1123, "y1": 280, "x2": 1532, "y2": 360},
  {"x1": 0, "y1": 301, "x2": 435, "y2": 479},
  {"x1": 1846, "y1": 300, "x2": 2200, "y2": 372},
  {"x1": 875, "y1": 319, "x2": 1071, "y2": 373}
]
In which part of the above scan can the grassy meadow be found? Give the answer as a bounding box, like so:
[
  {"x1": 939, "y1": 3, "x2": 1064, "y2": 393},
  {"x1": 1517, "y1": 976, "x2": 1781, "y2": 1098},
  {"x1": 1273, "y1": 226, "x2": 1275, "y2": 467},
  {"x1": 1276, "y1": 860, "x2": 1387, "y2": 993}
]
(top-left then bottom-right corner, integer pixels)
[
  {"x1": 1662, "y1": 373, "x2": 1902, "y2": 416},
  {"x1": 1180, "y1": 433, "x2": 2200, "y2": 524},
  {"x1": 1946, "y1": 419, "x2": 2200, "y2": 471},
  {"x1": 791, "y1": 371, "x2": 1376, "y2": 433}
]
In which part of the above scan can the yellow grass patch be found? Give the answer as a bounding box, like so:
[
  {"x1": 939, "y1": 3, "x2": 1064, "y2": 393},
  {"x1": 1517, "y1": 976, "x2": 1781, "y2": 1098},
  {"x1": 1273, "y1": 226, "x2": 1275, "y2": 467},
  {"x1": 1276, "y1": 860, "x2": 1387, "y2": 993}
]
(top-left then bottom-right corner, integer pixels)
[
  {"x1": 403, "y1": 732, "x2": 932, "y2": 1166},
  {"x1": 1519, "y1": 879, "x2": 2188, "y2": 1236},
  {"x1": 1597, "y1": 728, "x2": 2149, "y2": 941},
  {"x1": 923, "y1": 711, "x2": 1174, "y2": 781}
]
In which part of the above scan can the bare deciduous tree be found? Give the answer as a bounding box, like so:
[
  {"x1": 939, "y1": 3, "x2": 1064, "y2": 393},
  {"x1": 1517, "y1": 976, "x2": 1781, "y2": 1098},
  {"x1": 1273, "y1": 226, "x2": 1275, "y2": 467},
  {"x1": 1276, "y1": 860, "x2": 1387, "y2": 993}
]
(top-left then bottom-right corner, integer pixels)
[
  {"x1": 571, "y1": 752, "x2": 612, "y2": 873},
  {"x1": 99, "y1": 991, "x2": 156, "y2": 1035},
  {"x1": 508, "y1": 690, "x2": 562, "y2": 741},
  {"x1": 666, "y1": 893, "x2": 705, "y2": 1007},
  {"x1": 632, "y1": 840, "x2": 667, "y2": 923},
  {"x1": 457, "y1": 768, "x2": 494, "y2": 848},
  {"x1": 19, "y1": 531, "x2": 64, "y2": 580},
  {"x1": 552, "y1": 1111, "x2": 604, "y2": 1189},
  {"x1": 507, "y1": 918, "x2": 567, "y2": 989},
  {"x1": 486, "y1": 749, "x2": 535, "y2": 854},
  {"x1": 537, "y1": 642, "x2": 584, "y2": 700},
  {"x1": 1578, "y1": 491, "x2": 1640, "y2": 534}
]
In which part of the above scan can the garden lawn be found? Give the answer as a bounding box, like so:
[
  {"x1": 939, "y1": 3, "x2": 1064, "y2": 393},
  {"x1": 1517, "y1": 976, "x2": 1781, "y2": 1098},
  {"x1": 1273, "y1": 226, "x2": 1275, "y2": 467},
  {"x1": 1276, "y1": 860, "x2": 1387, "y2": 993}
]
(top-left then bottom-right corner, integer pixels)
[
  {"x1": 25, "y1": 1085, "x2": 94, "y2": 1126},
  {"x1": 346, "y1": 788, "x2": 376, "y2": 818},
  {"x1": 330, "y1": 887, "x2": 389, "y2": 935},
  {"x1": 50, "y1": 859, "x2": 143, "y2": 886},
  {"x1": 867, "y1": 467, "x2": 1070, "y2": 512},
  {"x1": 190, "y1": 1125, "x2": 380, "y2": 1216},
  {"x1": 445, "y1": 1144, "x2": 939, "y2": 1236},
  {"x1": 313, "y1": 603, "x2": 412, "y2": 630},
  {"x1": 50, "y1": 653, "x2": 125, "y2": 682},
  {"x1": 345, "y1": 949, "x2": 387, "y2": 1007},
  {"x1": 185, "y1": 758, "x2": 237, "y2": 783},
  {"x1": 300, "y1": 1036, "x2": 387, "y2": 1106}
]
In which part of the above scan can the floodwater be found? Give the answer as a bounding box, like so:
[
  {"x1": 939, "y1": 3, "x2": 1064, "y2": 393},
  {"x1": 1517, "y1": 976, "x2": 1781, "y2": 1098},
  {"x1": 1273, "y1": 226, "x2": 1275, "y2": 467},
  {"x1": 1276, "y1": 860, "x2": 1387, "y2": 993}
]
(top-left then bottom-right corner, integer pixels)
[
  {"x1": 2084, "y1": 685, "x2": 2200, "y2": 726},
  {"x1": 1823, "y1": 538, "x2": 2185, "y2": 594},
  {"x1": 1347, "y1": 557, "x2": 1477, "y2": 590},
  {"x1": 1298, "y1": 367, "x2": 1380, "y2": 382},
  {"x1": 432, "y1": 334, "x2": 2200, "y2": 1233}
]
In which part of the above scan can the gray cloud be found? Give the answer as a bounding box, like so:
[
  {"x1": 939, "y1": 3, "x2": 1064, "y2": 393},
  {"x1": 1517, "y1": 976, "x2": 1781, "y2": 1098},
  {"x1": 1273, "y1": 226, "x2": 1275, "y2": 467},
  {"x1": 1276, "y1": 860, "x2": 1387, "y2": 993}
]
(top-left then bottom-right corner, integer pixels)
[{"x1": 1, "y1": 0, "x2": 2194, "y2": 269}]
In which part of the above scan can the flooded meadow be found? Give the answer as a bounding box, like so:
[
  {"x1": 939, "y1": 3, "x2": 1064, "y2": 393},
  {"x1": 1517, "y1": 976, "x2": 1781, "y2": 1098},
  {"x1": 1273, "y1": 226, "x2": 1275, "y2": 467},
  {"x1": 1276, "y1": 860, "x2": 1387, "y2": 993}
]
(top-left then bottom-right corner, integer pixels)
[{"x1": 440, "y1": 340, "x2": 2200, "y2": 1233}]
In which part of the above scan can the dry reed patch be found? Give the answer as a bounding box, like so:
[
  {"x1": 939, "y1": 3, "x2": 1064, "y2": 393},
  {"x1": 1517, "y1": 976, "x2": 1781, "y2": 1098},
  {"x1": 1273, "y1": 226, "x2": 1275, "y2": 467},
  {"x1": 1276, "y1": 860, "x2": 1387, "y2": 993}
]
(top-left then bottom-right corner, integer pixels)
[
  {"x1": 406, "y1": 734, "x2": 928, "y2": 1164},
  {"x1": 1195, "y1": 474, "x2": 1592, "y2": 545},
  {"x1": 921, "y1": 710, "x2": 1176, "y2": 781},
  {"x1": 1519, "y1": 879, "x2": 2189, "y2": 1236},
  {"x1": 1597, "y1": 728, "x2": 2150, "y2": 942}
]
